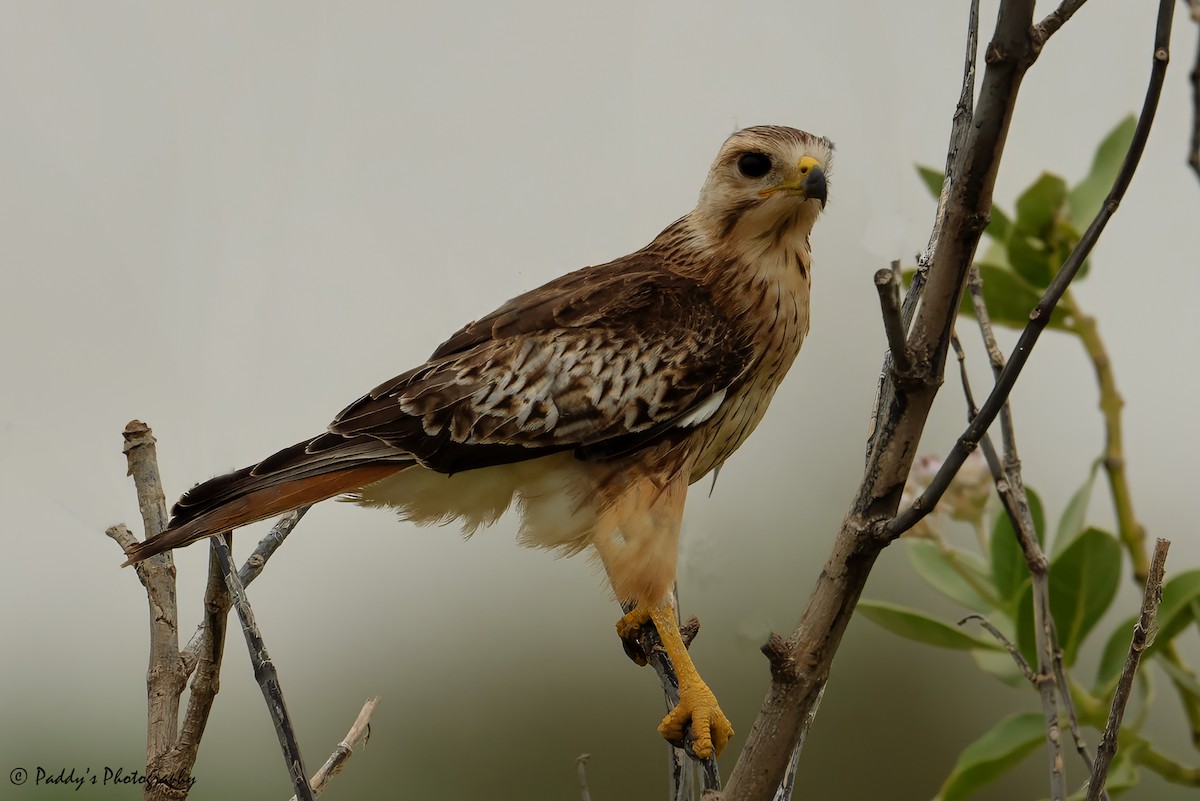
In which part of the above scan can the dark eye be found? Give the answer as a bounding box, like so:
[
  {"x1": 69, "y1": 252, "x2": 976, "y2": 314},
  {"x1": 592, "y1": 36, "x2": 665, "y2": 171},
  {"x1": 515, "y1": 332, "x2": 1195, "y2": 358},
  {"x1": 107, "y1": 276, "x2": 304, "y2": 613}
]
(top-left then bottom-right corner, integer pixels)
[{"x1": 736, "y1": 152, "x2": 772, "y2": 178}]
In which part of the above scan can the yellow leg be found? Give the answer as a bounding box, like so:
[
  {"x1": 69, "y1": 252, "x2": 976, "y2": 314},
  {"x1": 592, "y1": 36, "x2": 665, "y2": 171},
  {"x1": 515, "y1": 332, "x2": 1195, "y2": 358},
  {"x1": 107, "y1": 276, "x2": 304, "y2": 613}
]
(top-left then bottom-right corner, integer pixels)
[{"x1": 616, "y1": 602, "x2": 734, "y2": 758}]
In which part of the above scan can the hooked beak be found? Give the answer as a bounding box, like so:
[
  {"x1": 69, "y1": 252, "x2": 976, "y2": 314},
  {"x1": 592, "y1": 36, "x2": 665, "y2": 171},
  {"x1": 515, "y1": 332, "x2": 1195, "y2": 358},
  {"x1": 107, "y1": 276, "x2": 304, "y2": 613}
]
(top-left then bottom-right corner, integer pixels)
[{"x1": 759, "y1": 156, "x2": 828, "y2": 208}]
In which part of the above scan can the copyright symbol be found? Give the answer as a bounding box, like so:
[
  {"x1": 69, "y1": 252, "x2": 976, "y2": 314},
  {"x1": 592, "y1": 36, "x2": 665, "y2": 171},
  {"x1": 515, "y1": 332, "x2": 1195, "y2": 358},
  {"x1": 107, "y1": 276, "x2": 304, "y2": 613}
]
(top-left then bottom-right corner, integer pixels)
[{"x1": 10, "y1": 767, "x2": 27, "y2": 785}]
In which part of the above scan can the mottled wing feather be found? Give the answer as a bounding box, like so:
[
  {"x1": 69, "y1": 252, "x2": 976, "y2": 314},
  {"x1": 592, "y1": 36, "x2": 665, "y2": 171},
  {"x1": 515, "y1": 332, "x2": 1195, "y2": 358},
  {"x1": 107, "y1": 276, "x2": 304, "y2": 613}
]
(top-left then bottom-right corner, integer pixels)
[{"x1": 329, "y1": 254, "x2": 752, "y2": 474}]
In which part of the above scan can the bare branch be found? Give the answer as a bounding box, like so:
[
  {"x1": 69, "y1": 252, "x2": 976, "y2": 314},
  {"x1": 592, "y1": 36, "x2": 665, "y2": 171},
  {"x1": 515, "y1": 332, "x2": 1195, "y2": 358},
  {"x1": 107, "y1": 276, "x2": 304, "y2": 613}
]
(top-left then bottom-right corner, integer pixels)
[
  {"x1": 113, "y1": 422, "x2": 189, "y2": 794},
  {"x1": 181, "y1": 507, "x2": 311, "y2": 677},
  {"x1": 578, "y1": 754, "x2": 592, "y2": 801},
  {"x1": 112, "y1": 424, "x2": 370, "y2": 799},
  {"x1": 929, "y1": 0, "x2": 982, "y2": 259},
  {"x1": 1034, "y1": 0, "x2": 1091, "y2": 45},
  {"x1": 965, "y1": 270, "x2": 1016, "y2": 454},
  {"x1": 122, "y1": 420, "x2": 171, "y2": 540},
  {"x1": 960, "y1": 615, "x2": 1035, "y2": 681},
  {"x1": 770, "y1": 684, "x2": 825, "y2": 801},
  {"x1": 240, "y1": 506, "x2": 311, "y2": 586},
  {"x1": 956, "y1": 320, "x2": 1109, "y2": 796},
  {"x1": 963, "y1": 334, "x2": 1068, "y2": 800},
  {"x1": 874, "y1": 263, "x2": 913, "y2": 375},
  {"x1": 168, "y1": 538, "x2": 231, "y2": 781},
  {"x1": 890, "y1": 0, "x2": 1175, "y2": 538},
  {"x1": 1050, "y1": 638, "x2": 1101, "y2": 788},
  {"x1": 290, "y1": 697, "x2": 381, "y2": 800},
  {"x1": 1086, "y1": 539, "x2": 1172, "y2": 801},
  {"x1": 620, "y1": 595, "x2": 719, "y2": 795},
  {"x1": 719, "y1": 4, "x2": 1047, "y2": 797},
  {"x1": 209, "y1": 536, "x2": 315, "y2": 801}
]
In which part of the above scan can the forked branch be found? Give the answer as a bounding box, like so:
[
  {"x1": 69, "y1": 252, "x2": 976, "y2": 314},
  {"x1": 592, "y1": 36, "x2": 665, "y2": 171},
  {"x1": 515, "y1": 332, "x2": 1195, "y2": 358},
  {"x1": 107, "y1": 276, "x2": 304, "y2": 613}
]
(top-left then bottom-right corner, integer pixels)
[{"x1": 715, "y1": 1, "x2": 1175, "y2": 798}]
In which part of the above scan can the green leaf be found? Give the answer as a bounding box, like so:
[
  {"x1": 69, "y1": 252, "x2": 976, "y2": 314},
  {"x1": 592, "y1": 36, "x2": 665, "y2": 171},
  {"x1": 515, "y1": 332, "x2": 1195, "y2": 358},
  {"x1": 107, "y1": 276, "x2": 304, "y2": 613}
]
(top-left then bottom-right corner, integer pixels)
[
  {"x1": 858, "y1": 600, "x2": 1000, "y2": 651},
  {"x1": 1148, "y1": 569, "x2": 1200, "y2": 651},
  {"x1": 956, "y1": 264, "x2": 1072, "y2": 331},
  {"x1": 1016, "y1": 527, "x2": 1122, "y2": 666},
  {"x1": 990, "y1": 487, "x2": 1046, "y2": 607},
  {"x1": 917, "y1": 165, "x2": 945, "y2": 198},
  {"x1": 1053, "y1": 459, "x2": 1101, "y2": 557},
  {"x1": 1007, "y1": 231, "x2": 1056, "y2": 288},
  {"x1": 1156, "y1": 655, "x2": 1200, "y2": 702},
  {"x1": 907, "y1": 540, "x2": 996, "y2": 613},
  {"x1": 959, "y1": 264, "x2": 1035, "y2": 328},
  {"x1": 971, "y1": 647, "x2": 1028, "y2": 689},
  {"x1": 981, "y1": 238, "x2": 1010, "y2": 269},
  {"x1": 1014, "y1": 172, "x2": 1068, "y2": 237},
  {"x1": 935, "y1": 712, "x2": 1046, "y2": 801},
  {"x1": 986, "y1": 205, "x2": 1013, "y2": 243},
  {"x1": 1052, "y1": 218, "x2": 1089, "y2": 281},
  {"x1": 1068, "y1": 115, "x2": 1136, "y2": 230},
  {"x1": 1095, "y1": 614, "x2": 1137, "y2": 693}
]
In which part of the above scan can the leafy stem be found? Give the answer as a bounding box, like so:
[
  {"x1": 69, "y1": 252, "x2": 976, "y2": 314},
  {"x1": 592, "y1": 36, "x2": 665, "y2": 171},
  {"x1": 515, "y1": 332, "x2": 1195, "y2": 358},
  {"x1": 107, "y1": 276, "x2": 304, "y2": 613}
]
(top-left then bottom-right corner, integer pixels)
[
  {"x1": 1060, "y1": 290, "x2": 1146, "y2": 582},
  {"x1": 1126, "y1": 735, "x2": 1200, "y2": 786},
  {"x1": 1062, "y1": 288, "x2": 1200, "y2": 748}
]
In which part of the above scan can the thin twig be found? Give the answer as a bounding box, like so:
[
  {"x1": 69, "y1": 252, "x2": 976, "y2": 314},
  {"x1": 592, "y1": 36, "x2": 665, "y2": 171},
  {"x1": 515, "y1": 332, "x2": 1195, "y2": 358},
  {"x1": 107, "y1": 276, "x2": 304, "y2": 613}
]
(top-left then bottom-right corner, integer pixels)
[
  {"x1": 999, "y1": 467, "x2": 1067, "y2": 801},
  {"x1": 171, "y1": 539, "x2": 231, "y2": 775},
  {"x1": 578, "y1": 754, "x2": 592, "y2": 801},
  {"x1": 964, "y1": 330, "x2": 1067, "y2": 800},
  {"x1": 960, "y1": 615, "x2": 1036, "y2": 681},
  {"x1": 240, "y1": 506, "x2": 311, "y2": 585},
  {"x1": 928, "y1": 0, "x2": 981, "y2": 263},
  {"x1": 209, "y1": 536, "x2": 315, "y2": 801},
  {"x1": 181, "y1": 507, "x2": 311, "y2": 677},
  {"x1": 875, "y1": 263, "x2": 913, "y2": 374},
  {"x1": 956, "y1": 330, "x2": 1103, "y2": 792},
  {"x1": 289, "y1": 697, "x2": 381, "y2": 800},
  {"x1": 966, "y1": 269, "x2": 1016, "y2": 455},
  {"x1": 1034, "y1": 0, "x2": 1092, "y2": 45},
  {"x1": 956, "y1": 280, "x2": 1094, "y2": 800},
  {"x1": 620, "y1": 595, "x2": 720, "y2": 796},
  {"x1": 1086, "y1": 539, "x2": 1171, "y2": 800},
  {"x1": 1049, "y1": 634, "x2": 1101, "y2": 785},
  {"x1": 890, "y1": 0, "x2": 1176, "y2": 538}
]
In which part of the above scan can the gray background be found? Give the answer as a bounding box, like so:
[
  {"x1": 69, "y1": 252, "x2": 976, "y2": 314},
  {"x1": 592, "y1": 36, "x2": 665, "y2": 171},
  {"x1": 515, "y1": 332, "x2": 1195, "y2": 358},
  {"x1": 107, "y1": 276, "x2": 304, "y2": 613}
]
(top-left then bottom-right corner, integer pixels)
[{"x1": 2, "y1": 2, "x2": 1198, "y2": 799}]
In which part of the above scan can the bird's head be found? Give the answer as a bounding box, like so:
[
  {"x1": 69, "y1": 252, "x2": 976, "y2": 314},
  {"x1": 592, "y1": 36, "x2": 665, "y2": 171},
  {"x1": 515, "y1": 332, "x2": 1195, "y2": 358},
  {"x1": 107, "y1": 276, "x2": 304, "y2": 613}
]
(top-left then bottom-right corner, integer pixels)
[{"x1": 693, "y1": 125, "x2": 833, "y2": 251}]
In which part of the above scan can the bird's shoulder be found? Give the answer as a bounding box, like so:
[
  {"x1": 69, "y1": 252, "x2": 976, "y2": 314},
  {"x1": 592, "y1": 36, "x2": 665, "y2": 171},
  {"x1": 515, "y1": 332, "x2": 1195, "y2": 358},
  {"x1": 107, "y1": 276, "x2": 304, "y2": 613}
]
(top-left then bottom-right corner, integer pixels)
[
  {"x1": 326, "y1": 241, "x2": 754, "y2": 472},
  {"x1": 429, "y1": 240, "x2": 727, "y2": 358}
]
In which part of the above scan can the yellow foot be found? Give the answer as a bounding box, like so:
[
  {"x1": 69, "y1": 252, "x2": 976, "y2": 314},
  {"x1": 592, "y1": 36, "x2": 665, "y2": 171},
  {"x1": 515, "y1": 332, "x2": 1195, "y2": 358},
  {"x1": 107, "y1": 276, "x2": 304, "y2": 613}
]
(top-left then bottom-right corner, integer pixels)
[
  {"x1": 617, "y1": 603, "x2": 735, "y2": 758},
  {"x1": 660, "y1": 681, "x2": 734, "y2": 759},
  {"x1": 615, "y1": 607, "x2": 652, "y2": 666}
]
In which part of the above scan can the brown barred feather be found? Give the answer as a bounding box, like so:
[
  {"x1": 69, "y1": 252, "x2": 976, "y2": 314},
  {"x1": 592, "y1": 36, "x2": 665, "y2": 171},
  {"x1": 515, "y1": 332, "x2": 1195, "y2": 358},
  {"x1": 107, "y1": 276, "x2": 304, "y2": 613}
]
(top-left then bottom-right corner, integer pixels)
[{"x1": 124, "y1": 124, "x2": 833, "y2": 590}]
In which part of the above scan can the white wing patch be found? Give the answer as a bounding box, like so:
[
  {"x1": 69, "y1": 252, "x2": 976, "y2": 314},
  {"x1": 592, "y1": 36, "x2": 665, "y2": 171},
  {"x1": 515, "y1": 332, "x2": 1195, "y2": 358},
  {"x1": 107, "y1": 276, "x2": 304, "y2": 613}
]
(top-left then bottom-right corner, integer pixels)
[{"x1": 675, "y1": 388, "x2": 728, "y2": 428}]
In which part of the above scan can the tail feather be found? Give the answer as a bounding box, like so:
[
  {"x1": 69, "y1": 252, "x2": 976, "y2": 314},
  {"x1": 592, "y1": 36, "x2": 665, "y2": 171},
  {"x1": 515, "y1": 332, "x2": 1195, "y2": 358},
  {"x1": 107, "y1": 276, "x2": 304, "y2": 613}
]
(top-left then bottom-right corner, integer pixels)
[{"x1": 121, "y1": 434, "x2": 409, "y2": 566}]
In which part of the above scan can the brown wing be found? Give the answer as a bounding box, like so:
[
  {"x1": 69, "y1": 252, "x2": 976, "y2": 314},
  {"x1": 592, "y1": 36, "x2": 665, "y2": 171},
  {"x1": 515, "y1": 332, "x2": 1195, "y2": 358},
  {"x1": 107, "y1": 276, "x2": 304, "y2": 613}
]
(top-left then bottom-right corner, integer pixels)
[
  {"x1": 125, "y1": 250, "x2": 751, "y2": 565},
  {"x1": 327, "y1": 253, "x2": 753, "y2": 474}
]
